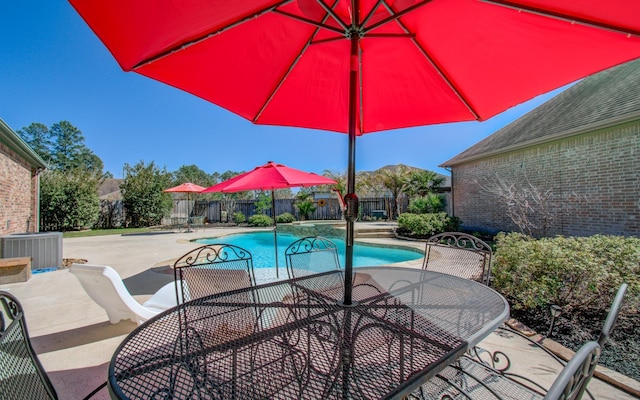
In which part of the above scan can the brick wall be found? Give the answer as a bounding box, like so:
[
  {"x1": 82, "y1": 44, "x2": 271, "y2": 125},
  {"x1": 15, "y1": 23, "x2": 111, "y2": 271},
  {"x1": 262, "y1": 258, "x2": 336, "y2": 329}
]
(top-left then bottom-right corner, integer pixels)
[
  {"x1": 451, "y1": 122, "x2": 640, "y2": 237},
  {"x1": 0, "y1": 142, "x2": 38, "y2": 235}
]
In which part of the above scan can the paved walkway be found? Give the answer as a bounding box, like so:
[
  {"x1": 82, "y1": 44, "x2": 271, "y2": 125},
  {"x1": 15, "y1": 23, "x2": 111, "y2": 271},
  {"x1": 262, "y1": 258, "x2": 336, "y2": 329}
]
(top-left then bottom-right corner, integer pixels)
[{"x1": 0, "y1": 224, "x2": 637, "y2": 399}]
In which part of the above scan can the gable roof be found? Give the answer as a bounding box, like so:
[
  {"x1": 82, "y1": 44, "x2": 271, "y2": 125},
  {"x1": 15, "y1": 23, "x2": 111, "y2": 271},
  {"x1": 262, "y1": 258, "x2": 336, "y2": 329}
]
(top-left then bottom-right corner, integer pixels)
[
  {"x1": 441, "y1": 58, "x2": 640, "y2": 167},
  {"x1": 0, "y1": 118, "x2": 47, "y2": 169}
]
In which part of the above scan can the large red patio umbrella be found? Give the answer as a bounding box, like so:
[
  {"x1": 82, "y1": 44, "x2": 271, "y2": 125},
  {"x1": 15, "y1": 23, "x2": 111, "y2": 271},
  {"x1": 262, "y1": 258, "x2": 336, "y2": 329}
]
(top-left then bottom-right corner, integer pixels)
[
  {"x1": 202, "y1": 161, "x2": 337, "y2": 277},
  {"x1": 69, "y1": 0, "x2": 640, "y2": 305},
  {"x1": 163, "y1": 182, "x2": 207, "y2": 232}
]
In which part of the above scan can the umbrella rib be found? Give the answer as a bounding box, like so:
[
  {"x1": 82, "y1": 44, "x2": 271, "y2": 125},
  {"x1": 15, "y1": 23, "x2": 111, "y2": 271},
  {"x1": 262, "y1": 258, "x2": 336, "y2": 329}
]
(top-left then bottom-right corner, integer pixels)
[
  {"x1": 362, "y1": 0, "x2": 435, "y2": 35},
  {"x1": 273, "y1": 9, "x2": 344, "y2": 36},
  {"x1": 315, "y1": 0, "x2": 350, "y2": 33},
  {"x1": 254, "y1": 2, "x2": 341, "y2": 122},
  {"x1": 131, "y1": 0, "x2": 294, "y2": 71},
  {"x1": 483, "y1": 0, "x2": 640, "y2": 37},
  {"x1": 360, "y1": 0, "x2": 386, "y2": 29},
  {"x1": 378, "y1": 2, "x2": 481, "y2": 120}
]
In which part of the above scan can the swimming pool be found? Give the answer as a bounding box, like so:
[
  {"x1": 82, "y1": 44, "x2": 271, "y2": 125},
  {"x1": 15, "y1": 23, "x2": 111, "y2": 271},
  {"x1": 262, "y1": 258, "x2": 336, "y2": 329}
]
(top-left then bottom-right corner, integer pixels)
[{"x1": 195, "y1": 231, "x2": 423, "y2": 269}]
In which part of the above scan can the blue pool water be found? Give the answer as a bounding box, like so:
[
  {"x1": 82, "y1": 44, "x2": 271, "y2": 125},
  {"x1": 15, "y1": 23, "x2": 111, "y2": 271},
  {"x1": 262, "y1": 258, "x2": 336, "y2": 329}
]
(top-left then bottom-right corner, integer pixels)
[
  {"x1": 33, "y1": 267, "x2": 59, "y2": 274},
  {"x1": 195, "y1": 231, "x2": 422, "y2": 269}
]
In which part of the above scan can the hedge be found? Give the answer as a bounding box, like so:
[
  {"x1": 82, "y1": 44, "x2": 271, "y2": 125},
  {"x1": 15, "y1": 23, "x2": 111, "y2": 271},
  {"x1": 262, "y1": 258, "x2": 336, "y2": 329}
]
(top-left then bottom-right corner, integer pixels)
[{"x1": 492, "y1": 232, "x2": 639, "y2": 317}]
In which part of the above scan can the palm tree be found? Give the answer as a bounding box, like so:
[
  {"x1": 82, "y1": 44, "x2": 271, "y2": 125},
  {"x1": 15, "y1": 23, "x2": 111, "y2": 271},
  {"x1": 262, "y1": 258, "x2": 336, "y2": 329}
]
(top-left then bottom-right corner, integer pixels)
[
  {"x1": 376, "y1": 165, "x2": 411, "y2": 219},
  {"x1": 404, "y1": 170, "x2": 445, "y2": 197}
]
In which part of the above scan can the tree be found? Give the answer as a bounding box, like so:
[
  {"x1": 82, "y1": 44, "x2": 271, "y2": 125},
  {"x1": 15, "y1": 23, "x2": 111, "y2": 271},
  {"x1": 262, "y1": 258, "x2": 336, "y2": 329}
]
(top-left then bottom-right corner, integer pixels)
[
  {"x1": 49, "y1": 121, "x2": 104, "y2": 174},
  {"x1": 407, "y1": 193, "x2": 445, "y2": 214},
  {"x1": 121, "y1": 161, "x2": 174, "y2": 227},
  {"x1": 376, "y1": 166, "x2": 411, "y2": 219},
  {"x1": 39, "y1": 169, "x2": 100, "y2": 230},
  {"x1": 274, "y1": 188, "x2": 293, "y2": 199},
  {"x1": 322, "y1": 170, "x2": 346, "y2": 195},
  {"x1": 295, "y1": 195, "x2": 316, "y2": 220},
  {"x1": 215, "y1": 170, "x2": 252, "y2": 200},
  {"x1": 173, "y1": 164, "x2": 215, "y2": 187},
  {"x1": 18, "y1": 121, "x2": 107, "y2": 230},
  {"x1": 16, "y1": 123, "x2": 53, "y2": 164},
  {"x1": 403, "y1": 170, "x2": 444, "y2": 197},
  {"x1": 402, "y1": 170, "x2": 446, "y2": 217},
  {"x1": 254, "y1": 191, "x2": 272, "y2": 214},
  {"x1": 357, "y1": 172, "x2": 386, "y2": 196},
  {"x1": 479, "y1": 172, "x2": 589, "y2": 237}
]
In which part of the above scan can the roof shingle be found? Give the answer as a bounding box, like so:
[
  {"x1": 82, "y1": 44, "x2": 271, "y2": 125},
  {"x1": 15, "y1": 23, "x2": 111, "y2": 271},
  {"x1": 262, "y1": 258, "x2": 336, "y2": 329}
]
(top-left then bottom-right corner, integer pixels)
[{"x1": 441, "y1": 58, "x2": 640, "y2": 166}]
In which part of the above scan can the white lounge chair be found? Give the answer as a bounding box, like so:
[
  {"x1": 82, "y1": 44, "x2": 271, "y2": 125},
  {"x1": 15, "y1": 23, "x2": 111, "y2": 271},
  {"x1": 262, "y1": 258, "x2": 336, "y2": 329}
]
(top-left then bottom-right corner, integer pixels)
[{"x1": 69, "y1": 263, "x2": 178, "y2": 325}]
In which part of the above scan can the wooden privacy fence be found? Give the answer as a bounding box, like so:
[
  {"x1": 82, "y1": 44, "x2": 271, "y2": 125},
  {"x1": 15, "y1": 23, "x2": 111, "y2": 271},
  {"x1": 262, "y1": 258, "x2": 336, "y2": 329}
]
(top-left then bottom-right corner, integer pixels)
[
  {"x1": 176, "y1": 197, "x2": 410, "y2": 223},
  {"x1": 40, "y1": 194, "x2": 453, "y2": 230}
]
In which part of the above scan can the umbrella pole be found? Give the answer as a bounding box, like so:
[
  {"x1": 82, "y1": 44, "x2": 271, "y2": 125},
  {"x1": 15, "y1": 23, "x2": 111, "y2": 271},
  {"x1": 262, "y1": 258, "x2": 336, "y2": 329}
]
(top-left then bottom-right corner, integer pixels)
[
  {"x1": 341, "y1": 34, "x2": 359, "y2": 307},
  {"x1": 185, "y1": 193, "x2": 191, "y2": 233},
  {"x1": 271, "y1": 190, "x2": 279, "y2": 278}
]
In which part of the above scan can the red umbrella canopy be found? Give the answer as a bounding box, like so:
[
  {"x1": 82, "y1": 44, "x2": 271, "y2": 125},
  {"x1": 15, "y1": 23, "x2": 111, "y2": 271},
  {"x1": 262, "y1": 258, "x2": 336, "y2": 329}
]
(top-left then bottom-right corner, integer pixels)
[
  {"x1": 70, "y1": 0, "x2": 640, "y2": 304},
  {"x1": 163, "y1": 182, "x2": 207, "y2": 193},
  {"x1": 69, "y1": 0, "x2": 640, "y2": 135},
  {"x1": 201, "y1": 161, "x2": 336, "y2": 193}
]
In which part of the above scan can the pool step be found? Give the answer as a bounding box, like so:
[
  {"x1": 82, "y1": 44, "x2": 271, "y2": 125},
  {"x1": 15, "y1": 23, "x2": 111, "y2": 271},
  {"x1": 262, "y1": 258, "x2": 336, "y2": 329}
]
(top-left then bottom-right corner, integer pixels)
[{"x1": 355, "y1": 227, "x2": 396, "y2": 238}]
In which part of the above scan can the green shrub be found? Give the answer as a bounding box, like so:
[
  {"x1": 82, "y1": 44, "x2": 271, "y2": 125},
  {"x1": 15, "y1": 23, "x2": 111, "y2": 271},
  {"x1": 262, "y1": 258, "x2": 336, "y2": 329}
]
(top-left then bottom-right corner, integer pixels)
[
  {"x1": 232, "y1": 212, "x2": 246, "y2": 225},
  {"x1": 492, "y1": 232, "x2": 640, "y2": 317},
  {"x1": 248, "y1": 214, "x2": 274, "y2": 227},
  {"x1": 276, "y1": 212, "x2": 296, "y2": 223},
  {"x1": 295, "y1": 198, "x2": 316, "y2": 220},
  {"x1": 397, "y1": 212, "x2": 458, "y2": 237},
  {"x1": 407, "y1": 194, "x2": 445, "y2": 214}
]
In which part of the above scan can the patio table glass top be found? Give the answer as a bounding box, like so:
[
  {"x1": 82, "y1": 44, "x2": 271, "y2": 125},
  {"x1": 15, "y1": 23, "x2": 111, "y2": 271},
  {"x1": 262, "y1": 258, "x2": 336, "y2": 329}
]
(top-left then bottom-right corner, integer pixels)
[{"x1": 108, "y1": 267, "x2": 509, "y2": 399}]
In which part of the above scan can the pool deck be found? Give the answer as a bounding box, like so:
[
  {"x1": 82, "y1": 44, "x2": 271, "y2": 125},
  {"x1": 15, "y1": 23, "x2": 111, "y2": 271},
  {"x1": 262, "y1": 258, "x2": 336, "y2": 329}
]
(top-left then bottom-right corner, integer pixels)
[{"x1": 0, "y1": 223, "x2": 637, "y2": 399}]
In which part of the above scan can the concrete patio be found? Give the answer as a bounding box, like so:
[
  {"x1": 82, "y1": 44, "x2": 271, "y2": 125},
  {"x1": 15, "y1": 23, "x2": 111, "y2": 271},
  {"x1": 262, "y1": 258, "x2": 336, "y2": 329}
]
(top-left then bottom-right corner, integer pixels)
[{"x1": 0, "y1": 224, "x2": 637, "y2": 399}]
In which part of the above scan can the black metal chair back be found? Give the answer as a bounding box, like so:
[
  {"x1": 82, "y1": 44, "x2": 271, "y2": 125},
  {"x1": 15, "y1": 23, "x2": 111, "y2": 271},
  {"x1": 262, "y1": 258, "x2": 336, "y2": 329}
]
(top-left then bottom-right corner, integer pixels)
[
  {"x1": 0, "y1": 291, "x2": 58, "y2": 400},
  {"x1": 284, "y1": 236, "x2": 341, "y2": 279},
  {"x1": 544, "y1": 341, "x2": 601, "y2": 400},
  {"x1": 173, "y1": 244, "x2": 256, "y2": 304},
  {"x1": 423, "y1": 232, "x2": 492, "y2": 285},
  {"x1": 597, "y1": 283, "x2": 628, "y2": 349},
  {"x1": 413, "y1": 340, "x2": 600, "y2": 400}
]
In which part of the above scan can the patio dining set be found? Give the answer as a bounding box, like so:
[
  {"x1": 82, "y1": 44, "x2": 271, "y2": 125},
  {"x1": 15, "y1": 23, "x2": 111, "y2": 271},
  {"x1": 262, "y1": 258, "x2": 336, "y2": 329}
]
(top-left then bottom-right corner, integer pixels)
[{"x1": 1, "y1": 232, "x2": 628, "y2": 400}]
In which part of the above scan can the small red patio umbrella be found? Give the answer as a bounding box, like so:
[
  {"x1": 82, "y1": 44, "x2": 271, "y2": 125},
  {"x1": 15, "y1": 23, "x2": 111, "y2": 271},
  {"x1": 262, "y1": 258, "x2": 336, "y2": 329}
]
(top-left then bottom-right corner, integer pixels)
[
  {"x1": 163, "y1": 182, "x2": 207, "y2": 232},
  {"x1": 69, "y1": 0, "x2": 640, "y2": 304},
  {"x1": 202, "y1": 161, "x2": 337, "y2": 277}
]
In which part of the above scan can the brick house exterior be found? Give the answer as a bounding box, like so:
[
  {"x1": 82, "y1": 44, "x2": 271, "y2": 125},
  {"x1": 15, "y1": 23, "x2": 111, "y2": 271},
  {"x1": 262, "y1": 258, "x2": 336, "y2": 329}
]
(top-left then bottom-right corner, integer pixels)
[
  {"x1": 0, "y1": 118, "x2": 47, "y2": 235},
  {"x1": 441, "y1": 59, "x2": 640, "y2": 237}
]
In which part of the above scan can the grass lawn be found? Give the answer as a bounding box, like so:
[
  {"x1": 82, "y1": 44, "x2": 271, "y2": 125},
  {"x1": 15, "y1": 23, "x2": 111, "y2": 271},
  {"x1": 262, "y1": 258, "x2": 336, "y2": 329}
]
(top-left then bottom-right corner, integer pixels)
[{"x1": 62, "y1": 228, "x2": 153, "y2": 238}]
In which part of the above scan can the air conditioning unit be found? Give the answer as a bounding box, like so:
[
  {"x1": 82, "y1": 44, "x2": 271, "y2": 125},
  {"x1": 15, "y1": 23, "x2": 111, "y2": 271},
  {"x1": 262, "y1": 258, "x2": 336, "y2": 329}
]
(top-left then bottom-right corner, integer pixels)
[{"x1": 0, "y1": 232, "x2": 63, "y2": 270}]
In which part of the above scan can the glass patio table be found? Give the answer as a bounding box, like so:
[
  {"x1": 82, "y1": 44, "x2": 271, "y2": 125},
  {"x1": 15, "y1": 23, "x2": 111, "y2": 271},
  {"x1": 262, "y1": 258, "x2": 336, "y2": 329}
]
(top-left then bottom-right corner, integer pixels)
[{"x1": 108, "y1": 267, "x2": 509, "y2": 399}]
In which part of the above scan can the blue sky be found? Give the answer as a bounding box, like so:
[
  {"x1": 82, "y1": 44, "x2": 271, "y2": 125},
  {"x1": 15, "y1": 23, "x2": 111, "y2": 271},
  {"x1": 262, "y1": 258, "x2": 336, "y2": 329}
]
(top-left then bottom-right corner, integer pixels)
[{"x1": 1, "y1": 2, "x2": 564, "y2": 179}]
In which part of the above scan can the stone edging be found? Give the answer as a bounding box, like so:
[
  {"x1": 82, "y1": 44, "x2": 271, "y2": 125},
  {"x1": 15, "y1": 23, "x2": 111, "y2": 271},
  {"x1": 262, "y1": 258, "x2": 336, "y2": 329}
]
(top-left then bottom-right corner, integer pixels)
[{"x1": 507, "y1": 319, "x2": 640, "y2": 398}]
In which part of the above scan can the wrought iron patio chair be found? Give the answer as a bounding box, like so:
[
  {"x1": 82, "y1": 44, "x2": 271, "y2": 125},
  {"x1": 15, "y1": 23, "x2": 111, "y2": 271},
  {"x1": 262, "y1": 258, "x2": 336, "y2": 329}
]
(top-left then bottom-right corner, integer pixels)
[
  {"x1": 412, "y1": 340, "x2": 601, "y2": 400},
  {"x1": 284, "y1": 236, "x2": 389, "y2": 304},
  {"x1": 596, "y1": 282, "x2": 628, "y2": 349},
  {"x1": 284, "y1": 236, "x2": 341, "y2": 279},
  {"x1": 465, "y1": 283, "x2": 627, "y2": 400},
  {"x1": 0, "y1": 291, "x2": 106, "y2": 400},
  {"x1": 422, "y1": 232, "x2": 493, "y2": 285},
  {"x1": 173, "y1": 244, "x2": 256, "y2": 304}
]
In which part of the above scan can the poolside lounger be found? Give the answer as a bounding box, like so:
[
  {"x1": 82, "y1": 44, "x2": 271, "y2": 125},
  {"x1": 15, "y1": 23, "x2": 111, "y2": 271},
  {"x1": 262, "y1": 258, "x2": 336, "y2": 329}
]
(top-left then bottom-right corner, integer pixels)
[{"x1": 69, "y1": 263, "x2": 178, "y2": 325}]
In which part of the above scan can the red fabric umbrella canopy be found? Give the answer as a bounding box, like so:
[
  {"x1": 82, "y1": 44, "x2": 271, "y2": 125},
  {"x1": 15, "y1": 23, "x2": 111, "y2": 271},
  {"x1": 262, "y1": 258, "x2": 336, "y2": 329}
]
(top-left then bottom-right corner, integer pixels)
[
  {"x1": 201, "y1": 161, "x2": 336, "y2": 193},
  {"x1": 69, "y1": 0, "x2": 640, "y2": 304},
  {"x1": 69, "y1": 0, "x2": 640, "y2": 134},
  {"x1": 163, "y1": 182, "x2": 206, "y2": 232},
  {"x1": 163, "y1": 182, "x2": 207, "y2": 193},
  {"x1": 202, "y1": 162, "x2": 336, "y2": 278}
]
